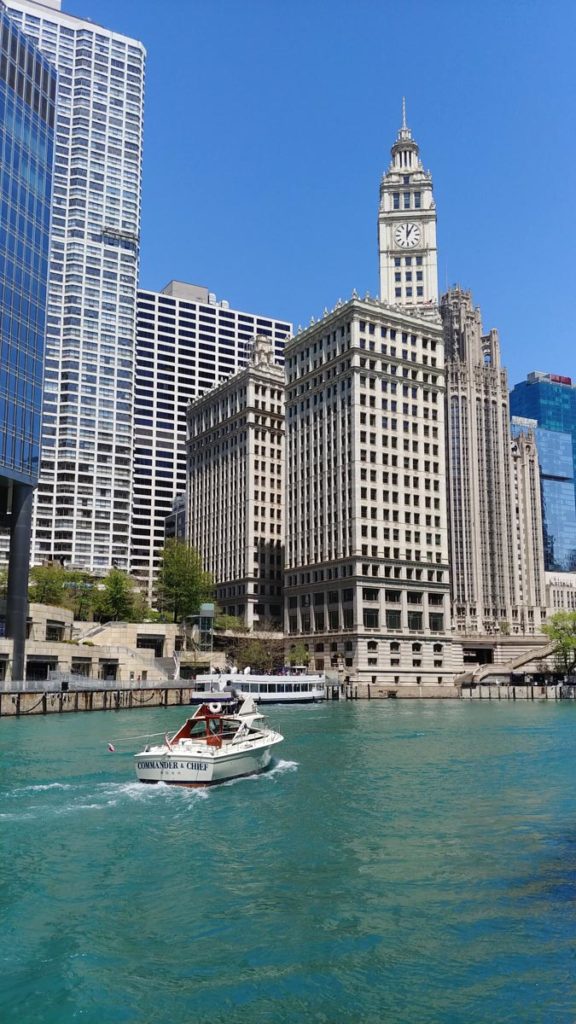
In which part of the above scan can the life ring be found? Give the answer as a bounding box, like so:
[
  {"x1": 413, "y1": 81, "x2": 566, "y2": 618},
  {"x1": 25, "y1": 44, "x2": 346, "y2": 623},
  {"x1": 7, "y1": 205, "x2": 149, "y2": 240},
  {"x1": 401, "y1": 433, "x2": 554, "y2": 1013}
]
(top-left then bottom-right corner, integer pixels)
[{"x1": 208, "y1": 702, "x2": 222, "y2": 714}]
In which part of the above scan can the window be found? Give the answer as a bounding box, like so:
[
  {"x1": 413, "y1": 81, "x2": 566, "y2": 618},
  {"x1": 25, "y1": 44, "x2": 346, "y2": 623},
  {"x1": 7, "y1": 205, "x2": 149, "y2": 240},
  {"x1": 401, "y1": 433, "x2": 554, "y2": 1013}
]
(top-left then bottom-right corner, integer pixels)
[
  {"x1": 386, "y1": 609, "x2": 401, "y2": 630},
  {"x1": 363, "y1": 609, "x2": 379, "y2": 629},
  {"x1": 407, "y1": 611, "x2": 423, "y2": 631}
]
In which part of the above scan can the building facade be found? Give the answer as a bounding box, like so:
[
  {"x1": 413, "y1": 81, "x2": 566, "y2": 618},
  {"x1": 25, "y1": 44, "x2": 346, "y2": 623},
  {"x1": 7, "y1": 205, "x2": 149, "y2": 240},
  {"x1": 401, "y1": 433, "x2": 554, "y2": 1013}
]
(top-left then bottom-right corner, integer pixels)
[
  {"x1": 283, "y1": 110, "x2": 463, "y2": 687},
  {"x1": 509, "y1": 426, "x2": 546, "y2": 628},
  {"x1": 284, "y1": 296, "x2": 460, "y2": 687},
  {"x1": 0, "y1": 5, "x2": 55, "y2": 678},
  {"x1": 5, "y1": 0, "x2": 145, "y2": 572},
  {"x1": 187, "y1": 336, "x2": 285, "y2": 629},
  {"x1": 512, "y1": 416, "x2": 576, "y2": 573},
  {"x1": 378, "y1": 100, "x2": 438, "y2": 308},
  {"x1": 132, "y1": 281, "x2": 291, "y2": 601},
  {"x1": 441, "y1": 289, "x2": 546, "y2": 634},
  {"x1": 510, "y1": 372, "x2": 576, "y2": 573}
]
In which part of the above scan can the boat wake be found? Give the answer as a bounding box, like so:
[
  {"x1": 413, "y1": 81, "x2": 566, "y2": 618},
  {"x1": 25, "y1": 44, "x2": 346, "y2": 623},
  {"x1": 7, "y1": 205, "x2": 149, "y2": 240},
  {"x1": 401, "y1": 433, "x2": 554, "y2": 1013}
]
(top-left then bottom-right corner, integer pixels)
[
  {"x1": 0, "y1": 778, "x2": 210, "y2": 821},
  {"x1": 219, "y1": 757, "x2": 299, "y2": 788}
]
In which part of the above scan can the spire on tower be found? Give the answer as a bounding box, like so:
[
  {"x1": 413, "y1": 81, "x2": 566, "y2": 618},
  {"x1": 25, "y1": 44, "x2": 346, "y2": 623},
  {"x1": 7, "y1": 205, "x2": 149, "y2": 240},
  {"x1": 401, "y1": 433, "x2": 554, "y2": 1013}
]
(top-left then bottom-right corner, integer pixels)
[{"x1": 396, "y1": 96, "x2": 413, "y2": 144}]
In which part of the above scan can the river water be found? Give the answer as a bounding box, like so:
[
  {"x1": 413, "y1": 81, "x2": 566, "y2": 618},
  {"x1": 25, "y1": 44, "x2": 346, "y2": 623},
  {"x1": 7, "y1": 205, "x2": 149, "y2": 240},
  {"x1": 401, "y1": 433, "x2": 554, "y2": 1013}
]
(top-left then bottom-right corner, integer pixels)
[{"x1": 1, "y1": 700, "x2": 576, "y2": 1023}]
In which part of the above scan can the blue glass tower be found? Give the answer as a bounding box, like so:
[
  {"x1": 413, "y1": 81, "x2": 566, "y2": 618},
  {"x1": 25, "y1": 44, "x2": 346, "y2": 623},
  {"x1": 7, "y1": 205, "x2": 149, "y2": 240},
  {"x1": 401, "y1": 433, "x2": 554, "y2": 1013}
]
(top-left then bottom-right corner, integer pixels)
[
  {"x1": 0, "y1": 7, "x2": 55, "y2": 679},
  {"x1": 510, "y1": 373, "x2": 576, "y2": 573}
]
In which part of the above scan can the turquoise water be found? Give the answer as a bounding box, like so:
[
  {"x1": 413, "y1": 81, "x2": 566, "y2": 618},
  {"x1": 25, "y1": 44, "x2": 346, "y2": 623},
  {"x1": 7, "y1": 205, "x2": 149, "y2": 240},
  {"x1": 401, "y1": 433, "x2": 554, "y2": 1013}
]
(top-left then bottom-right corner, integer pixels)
[{"x1": 1, "y1": 700, "x2": 576, "y2": 1023}]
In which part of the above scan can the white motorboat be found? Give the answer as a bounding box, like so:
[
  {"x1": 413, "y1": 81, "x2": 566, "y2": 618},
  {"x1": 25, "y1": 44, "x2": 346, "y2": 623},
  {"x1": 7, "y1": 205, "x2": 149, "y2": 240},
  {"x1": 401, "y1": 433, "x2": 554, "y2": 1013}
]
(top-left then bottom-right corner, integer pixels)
[
  {"x1": 191, "y1": 670, "x2": 326, "y2": 704},
  {"x1": 134, "y1": 696, "x2": 283, "y2": 786}
]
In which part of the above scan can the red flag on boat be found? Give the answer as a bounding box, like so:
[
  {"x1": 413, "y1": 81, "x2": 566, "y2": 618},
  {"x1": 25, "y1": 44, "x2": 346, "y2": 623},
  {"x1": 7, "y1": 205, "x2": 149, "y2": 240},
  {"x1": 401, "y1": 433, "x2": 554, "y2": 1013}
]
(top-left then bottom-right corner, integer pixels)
[{"x1": 107, "y1": 743, "x2": 115, "y2": 752}]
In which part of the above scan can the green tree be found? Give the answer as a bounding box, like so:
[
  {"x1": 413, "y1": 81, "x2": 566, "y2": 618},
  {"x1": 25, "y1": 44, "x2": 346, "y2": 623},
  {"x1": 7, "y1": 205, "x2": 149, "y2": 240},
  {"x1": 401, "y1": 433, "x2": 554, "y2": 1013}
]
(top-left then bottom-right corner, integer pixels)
[
  {"x1": 287, "y1": 640, "x2": 310, "y2": 666},
  {"x1": 29, "y1": 564, "x2": 67, "y2": 606},
  {"x1": 156, "y1": 541, "x2": 213, "y2": 623},
  {"x1": 232, "y1": 636, "x2": 285, "y2": 673},
  {"x1": 542, "y1": 611, "x2": 576, "y2": 675},
  {"x1": 215, "y1": 612, "x2": 248, "y2": 633},
  {"x1": 61, "y1": 571, "x2": 96, "y2": 620},
  {"x1": 93, "y1": 569, "x2": 139, "y2": 622}
]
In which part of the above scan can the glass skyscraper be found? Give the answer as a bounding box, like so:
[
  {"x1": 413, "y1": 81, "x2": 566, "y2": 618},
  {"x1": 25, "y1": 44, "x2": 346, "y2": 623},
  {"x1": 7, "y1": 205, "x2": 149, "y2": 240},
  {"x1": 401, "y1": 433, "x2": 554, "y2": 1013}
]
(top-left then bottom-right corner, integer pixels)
[
  {"x1": 511, "y1": 372, "x2": 576, "y2": 572},
  {"x1": 5, "y1": 0, "x2": 145, "y2": 572},
  {"x1": 0, "y1": 5, "x2": 55, "y2": 678}
]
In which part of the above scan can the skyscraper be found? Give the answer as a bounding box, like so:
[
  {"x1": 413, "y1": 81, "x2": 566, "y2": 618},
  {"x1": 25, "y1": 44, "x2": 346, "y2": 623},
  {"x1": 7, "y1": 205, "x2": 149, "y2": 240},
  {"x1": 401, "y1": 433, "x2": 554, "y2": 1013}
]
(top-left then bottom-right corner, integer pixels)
[
  {"x1": 132, "y1": 282, "x2": 291, "y2": 601},
  {"x1": 187, "y1": 336, "x2": 285, "y2": 629},
  {"x1": 284, "y1": 110, "x2": 459, "y2": 689},
  {"x1": 5, "y1": 0, "x2": 145, "y2": 572},
  {"x1": 512, "y1": 416, "x2": 576, "y2": 573},
  {"x1": 0, "y1": 6, "x2": 56, "y2": 678},
  {"x1": 510, "y1": 372, "x2": 576, "y2": 572},
  {"x1": 441, "y1": 289, "x2": 545, "y2": 634}
]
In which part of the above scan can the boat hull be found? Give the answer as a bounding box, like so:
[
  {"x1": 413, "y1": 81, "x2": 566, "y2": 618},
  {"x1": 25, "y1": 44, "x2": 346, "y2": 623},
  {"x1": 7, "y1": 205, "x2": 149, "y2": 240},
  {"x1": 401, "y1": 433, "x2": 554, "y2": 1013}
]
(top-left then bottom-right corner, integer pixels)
[{"x1": 134, "y1": 739, "x2": 279, "y2": 786}]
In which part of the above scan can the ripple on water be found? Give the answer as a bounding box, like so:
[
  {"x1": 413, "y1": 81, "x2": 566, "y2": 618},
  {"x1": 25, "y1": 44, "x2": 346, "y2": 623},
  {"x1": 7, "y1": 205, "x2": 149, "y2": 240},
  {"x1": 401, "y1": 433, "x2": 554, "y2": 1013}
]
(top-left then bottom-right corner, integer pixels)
[{"x1": 1, "y1": 701, "x2": 576, "y2": 1024}]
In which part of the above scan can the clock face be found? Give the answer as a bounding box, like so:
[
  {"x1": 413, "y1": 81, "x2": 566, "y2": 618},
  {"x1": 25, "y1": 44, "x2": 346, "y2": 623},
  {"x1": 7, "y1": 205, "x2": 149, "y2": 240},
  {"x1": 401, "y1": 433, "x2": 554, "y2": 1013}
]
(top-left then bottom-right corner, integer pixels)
[{"x1": 394, "y1": 222, "x2": 421, "y2": 248}]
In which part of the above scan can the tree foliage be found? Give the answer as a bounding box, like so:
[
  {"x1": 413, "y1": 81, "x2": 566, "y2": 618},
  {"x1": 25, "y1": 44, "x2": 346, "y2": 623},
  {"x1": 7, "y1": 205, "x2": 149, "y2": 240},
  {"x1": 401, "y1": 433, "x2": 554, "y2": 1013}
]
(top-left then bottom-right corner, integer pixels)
[
  {"x1": 542, "y1": 611, "x2": 576, "y2": 676},
  {"x1": 93, "y1": 569, "x2": 146, "y2": 622},
  {"x1": 287, "y1": 640, "x2": 310, "y2": 666},
  {"x1": 29, "y1": 564, "x2": 68, "y2": 606},
  {"x1": 232, "y1": 636, "x2": 285, "y2": 674},
  {"x1": 156, "y1": 540, "x2": 213, "y2": 623},
  {"x1": 214, "y1": 612, "x2": 248, "y2": 633}
]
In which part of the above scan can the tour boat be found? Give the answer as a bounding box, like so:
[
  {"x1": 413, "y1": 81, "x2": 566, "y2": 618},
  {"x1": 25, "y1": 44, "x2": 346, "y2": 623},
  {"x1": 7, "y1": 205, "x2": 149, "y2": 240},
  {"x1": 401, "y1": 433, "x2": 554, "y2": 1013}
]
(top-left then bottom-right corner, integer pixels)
[
  {"x1": 134, "y1": 696, "x2": 284, "y2": 786},
  {"x1": 191, "y1": 670, "x2": 326, "y2": 704}
]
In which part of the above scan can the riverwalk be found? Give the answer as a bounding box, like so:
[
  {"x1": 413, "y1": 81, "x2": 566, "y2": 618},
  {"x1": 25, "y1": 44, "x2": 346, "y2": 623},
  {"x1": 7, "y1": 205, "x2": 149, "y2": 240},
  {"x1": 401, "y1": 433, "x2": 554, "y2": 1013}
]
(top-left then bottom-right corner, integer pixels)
[{"x1": 0, "y1": 680, "x2": 567, "y2": 716}]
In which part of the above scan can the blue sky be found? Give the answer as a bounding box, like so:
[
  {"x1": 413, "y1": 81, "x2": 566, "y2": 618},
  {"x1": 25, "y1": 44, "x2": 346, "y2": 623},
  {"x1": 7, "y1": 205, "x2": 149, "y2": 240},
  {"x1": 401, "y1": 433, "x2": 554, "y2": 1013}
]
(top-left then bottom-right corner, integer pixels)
[{"x1": 83, "y1": 0, "x2": 574, "y2": 387}]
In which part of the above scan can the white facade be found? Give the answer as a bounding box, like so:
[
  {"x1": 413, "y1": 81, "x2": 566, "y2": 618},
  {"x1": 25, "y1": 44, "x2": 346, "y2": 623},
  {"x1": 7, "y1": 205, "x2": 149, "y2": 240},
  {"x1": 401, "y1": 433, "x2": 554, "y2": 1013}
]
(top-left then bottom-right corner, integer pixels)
[
  {"x1": 283, "y1": 111, "x2": 463, "y2": 688},
  {"x1": 510, "y1": 428, "x2": 546, "y2": 628},
  {"x1": 5, "y1": 0, "x2": 145, "y2": 571},
  {"x1": 378, "y1": 101, "x2": 438, "y2": 308},
  {"x1": 545, "y1": 572, "x2": 576, "y2": 614},
  {"x1": 442, "y1": 288, "x2": 546, "y2": 635},
  {"x1": 187, "y1": 337, "x2": 285, "y2": 629},
  {"x1": 285, "y1": 295, "x2": 464, "y2": 687},
  {"x1": 132, "y1": 283, "x2": 290, "y2": 601}
]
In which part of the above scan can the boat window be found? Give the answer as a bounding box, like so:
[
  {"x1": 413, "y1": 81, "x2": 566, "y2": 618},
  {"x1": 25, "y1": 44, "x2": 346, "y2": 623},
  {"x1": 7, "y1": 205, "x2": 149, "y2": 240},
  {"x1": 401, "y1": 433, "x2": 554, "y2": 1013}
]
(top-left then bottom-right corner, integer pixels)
[
  {"x1": 190, "y1": 720, "x2": 207, "y2": 737},
  {"x1": 269, "y1": 684, "x2": 276, "y2": 692},
  {"x1": 260, "y1": 684, "x2": 268, "y2": 693},
  {"x1": 285, "y1": 684, "x2": 293, "y2": 692},
  {"x1": 249, "y1": 684, "x2": 258, "y2": 693},
  {"x1": 294, "y1": 683, "x2": 301, "y2": 692},
  {"x1": 221, "y1": 721, "x2": 239, "y2": 738}
]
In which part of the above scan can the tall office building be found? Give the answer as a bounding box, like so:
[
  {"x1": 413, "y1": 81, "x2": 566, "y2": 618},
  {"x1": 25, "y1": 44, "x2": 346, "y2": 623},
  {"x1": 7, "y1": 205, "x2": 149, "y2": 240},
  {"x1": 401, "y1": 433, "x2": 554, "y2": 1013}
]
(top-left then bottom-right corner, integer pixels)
[
  {"x1": 132, "y1": 282, "x2": 291, "y2": 601},
  {"x1": 442, "y1": 288, "x2": 516, "y2": 632},
  {"x1": 509, "y1": 425, "x2": 546, "y2": 626},
  {"x1": 0, "y1": 6, "x2": 55, "y2": 678},
  {"x1": 284, "y1": 111, "x2": 460, "y2": 688},
  {"x1": 510, "y1": 372, "x2": 576, "y2": 572},
  {"x1": 441, "y1": 289, "x2": 546, "y2": 634},
  {"x1": 511, "y1": 416, "x2": 576, "y2": 573},
  {"x1": 187, "y1": 336, "x2": 285, "y2": 629},
  {"x1": 5, "y1": 0, "x2": 145, "y2": 572}
]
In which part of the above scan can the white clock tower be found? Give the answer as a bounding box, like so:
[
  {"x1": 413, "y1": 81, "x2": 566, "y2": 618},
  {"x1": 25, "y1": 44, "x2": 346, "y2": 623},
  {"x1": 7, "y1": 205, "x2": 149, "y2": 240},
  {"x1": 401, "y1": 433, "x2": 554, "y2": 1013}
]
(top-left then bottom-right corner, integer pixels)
[{"x1": 378, "y1": 101, "x2": 438, "y2": 308}]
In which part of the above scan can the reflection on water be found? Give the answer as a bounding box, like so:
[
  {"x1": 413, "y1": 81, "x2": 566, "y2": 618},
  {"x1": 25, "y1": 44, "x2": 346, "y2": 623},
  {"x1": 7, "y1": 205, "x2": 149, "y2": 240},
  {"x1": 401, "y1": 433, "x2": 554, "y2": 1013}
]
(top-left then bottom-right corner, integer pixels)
[{"x1": 1, "y1": 701, "x2": 576, "y2": 1023}]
